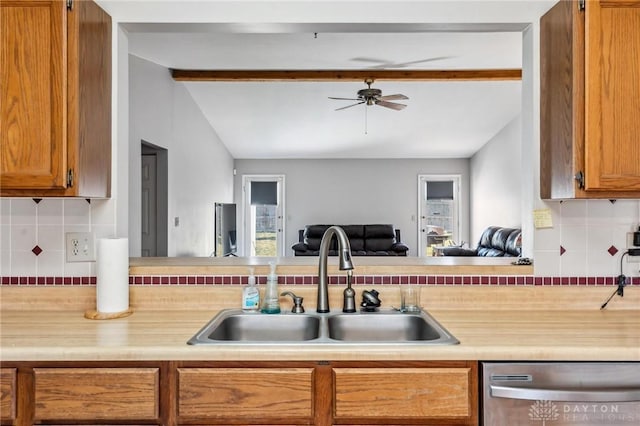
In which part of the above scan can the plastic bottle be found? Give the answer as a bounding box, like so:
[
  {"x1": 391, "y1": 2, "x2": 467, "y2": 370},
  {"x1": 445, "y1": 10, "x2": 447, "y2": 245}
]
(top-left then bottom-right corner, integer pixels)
[
  {"x1": 260, "y1": 262, "x2": 281, "y2": 314},
  {"x1": 242, "y1": 267, "x2": 260, "y2": 312}
]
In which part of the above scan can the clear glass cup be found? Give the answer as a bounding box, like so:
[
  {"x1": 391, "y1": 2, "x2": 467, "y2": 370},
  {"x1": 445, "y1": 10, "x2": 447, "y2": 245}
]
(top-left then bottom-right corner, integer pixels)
[{"x1": 400, "y1": 285, "x2": 420, "y2": 312}]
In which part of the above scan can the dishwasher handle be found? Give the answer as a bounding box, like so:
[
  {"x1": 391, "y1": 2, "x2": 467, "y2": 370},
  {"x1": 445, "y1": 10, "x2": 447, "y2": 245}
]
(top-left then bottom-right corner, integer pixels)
[{"x1": 490, "y1": 385, "x2": 640, "y2": 402}]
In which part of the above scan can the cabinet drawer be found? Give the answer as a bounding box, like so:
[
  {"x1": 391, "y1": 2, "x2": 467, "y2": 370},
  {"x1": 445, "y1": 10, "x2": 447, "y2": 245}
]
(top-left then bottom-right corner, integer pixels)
[
  {"x1": 0, "y1": 368, "x2": 16, "y2": 421},
  {"x1": 334, "y1": 367, "x2": 472, "y2": 419},
  {"x1": 178, "y1": 368, "x2": 314, "y2": 421},
  {"x1": 34, "y1": 367, "x2": 159, "y2": 421}
]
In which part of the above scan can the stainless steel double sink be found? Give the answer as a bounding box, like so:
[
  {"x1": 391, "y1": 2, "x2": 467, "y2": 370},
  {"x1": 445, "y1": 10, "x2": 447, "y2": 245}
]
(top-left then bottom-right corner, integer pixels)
[{"x1": 187, "y1": 309, "x2": 459, "y2": 345}]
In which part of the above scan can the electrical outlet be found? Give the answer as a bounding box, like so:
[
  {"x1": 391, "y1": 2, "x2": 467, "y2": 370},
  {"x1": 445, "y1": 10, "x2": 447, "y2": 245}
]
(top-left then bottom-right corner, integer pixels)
[
  {"x1": 66, "y1": 232, "x2": 95, "y2": 262},
  {"x1": 626, "y1": 232, "x2": 640, "y2": 263}
]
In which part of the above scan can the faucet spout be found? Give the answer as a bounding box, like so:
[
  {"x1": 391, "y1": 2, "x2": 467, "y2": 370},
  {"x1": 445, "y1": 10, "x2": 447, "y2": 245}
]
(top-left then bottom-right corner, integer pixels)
[{"x1": 317, "y1": 226, "x2": 354, "y2": 313}]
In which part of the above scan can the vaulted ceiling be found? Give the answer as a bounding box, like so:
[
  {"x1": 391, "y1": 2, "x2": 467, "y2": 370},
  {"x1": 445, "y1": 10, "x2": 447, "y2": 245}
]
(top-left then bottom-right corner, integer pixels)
[{"x1": 105, "y1": 1, "x2": 558, "y2": 159}]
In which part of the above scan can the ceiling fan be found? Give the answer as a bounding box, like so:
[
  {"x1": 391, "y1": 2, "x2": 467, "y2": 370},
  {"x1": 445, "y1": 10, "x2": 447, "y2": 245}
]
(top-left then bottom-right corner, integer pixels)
[{"x1": 328, "y1": 79, "x2": 408, "y2": 111}]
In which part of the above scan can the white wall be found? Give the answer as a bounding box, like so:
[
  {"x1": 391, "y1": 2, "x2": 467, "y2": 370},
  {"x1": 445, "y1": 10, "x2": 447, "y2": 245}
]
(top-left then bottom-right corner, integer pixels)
[
  {"x1": 129, "y1": 55, "x2": 174, "y2": 255},
  {"x1": 470, "y1": 115, "x2": 522, "y2": 245},
  {"x1": 234, "y1": 158, "x2": 470, "y2": 256},
  {"x1": 129, "y1": 55, "x2": 235, "y2": 257}
]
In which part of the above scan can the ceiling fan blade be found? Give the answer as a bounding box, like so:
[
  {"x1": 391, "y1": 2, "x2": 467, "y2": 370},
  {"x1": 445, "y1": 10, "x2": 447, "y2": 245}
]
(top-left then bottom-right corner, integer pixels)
[
  {"x1": 377, "y1": 94, "x2": 409, "y2": 101},
  {"x1": 375, "y1": 100, "x2": 407, "y2": 111},
  {"x1": 335, "y1": 101, "x2": 365, "y2": 111},
  {"x1": 393, "y1": 56, "x2": 452, "y2": 67},
  {"x1": 350, "y1": 57, "x2": 390, "y2": 66},
  {"x1": 328, "y1": 96, "x2": 361, "y2": 101},
  {"x1": 350, "y1": 56, "x2": 452, "y2": 69}
]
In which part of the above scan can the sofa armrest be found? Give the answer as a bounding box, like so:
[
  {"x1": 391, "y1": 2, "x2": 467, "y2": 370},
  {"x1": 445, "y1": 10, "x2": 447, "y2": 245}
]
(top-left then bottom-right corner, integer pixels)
[
  {"x1": 291, "y1": 242, "x2": 308, "y2": 251},
  {"x1": 390, "y1": 242, "x2": 409, "y2": 253},
  {"x1": 441, "y1": 247, "x2": 477, "y2": 256}
]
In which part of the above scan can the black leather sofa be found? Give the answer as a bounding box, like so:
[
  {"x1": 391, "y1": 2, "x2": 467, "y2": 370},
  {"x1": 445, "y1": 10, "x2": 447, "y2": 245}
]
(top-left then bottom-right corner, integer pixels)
[
  {"x1": 441, "y1": 226, "x2": 521, "y2": 257},
  {"x1": 292, "y1": 224, "x2": 409, "y2": 256}
]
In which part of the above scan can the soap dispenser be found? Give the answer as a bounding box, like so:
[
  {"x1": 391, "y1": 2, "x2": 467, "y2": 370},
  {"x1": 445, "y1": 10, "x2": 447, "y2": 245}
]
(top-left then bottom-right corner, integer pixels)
[
  {"x1": 260, "y1": 262, "x2": 281, "y2": 314},
  {"x1": 242, "y1": 267, "x2": 260, "y2": 312}
]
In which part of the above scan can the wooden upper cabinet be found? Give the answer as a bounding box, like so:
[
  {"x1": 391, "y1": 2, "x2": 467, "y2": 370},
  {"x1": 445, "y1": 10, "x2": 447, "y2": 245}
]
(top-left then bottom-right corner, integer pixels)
[
  {"x1": 584, "y1": 0, "x2": 640, "y2": 191},
  {"x1": 0, "y1": 0, "x2": 111, "y2": 197},
  {"x1": 540, "y1": 0, "x2": 640, "y2": 199}
]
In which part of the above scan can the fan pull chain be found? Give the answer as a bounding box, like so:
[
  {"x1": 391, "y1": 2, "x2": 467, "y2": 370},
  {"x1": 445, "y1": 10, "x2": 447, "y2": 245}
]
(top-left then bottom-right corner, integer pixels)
[{"x1": 364, "y1": 105, "x2": 368, "y2": 135}]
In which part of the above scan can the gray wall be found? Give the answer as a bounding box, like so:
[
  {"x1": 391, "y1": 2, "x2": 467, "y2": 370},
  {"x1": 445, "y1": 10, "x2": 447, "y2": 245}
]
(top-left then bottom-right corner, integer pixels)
[
  {"x1": 470, "y1": 115, "x2": 522, "y2": 245},
  {"x1": 234, "y1": 159, "x2": 470, "y2": 256}
]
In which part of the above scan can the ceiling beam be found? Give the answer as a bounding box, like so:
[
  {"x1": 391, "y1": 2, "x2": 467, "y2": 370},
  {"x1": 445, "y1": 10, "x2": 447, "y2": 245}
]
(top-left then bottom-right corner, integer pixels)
[{"x1": 170, "y1": 69, "x2": 522, "y2": 82}]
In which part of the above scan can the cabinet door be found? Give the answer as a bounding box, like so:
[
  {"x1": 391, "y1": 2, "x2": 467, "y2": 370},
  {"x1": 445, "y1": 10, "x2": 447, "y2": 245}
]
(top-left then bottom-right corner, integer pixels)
[
  {"x1": 0, "y1": 368, "x2": 16, "y2": 422},
  {"x1": 0, "y1": 0, "x2": 68, "y2": 190},
  {"x1": 333, "y1": 366, "x2": 476, "y2": 424},
  {"x1": 177, "y1": 367, "x2": 315, "y2": 424},
  {"x1": 584, "y1": 1, "x2": 640, "y2": 191},
  {"x1": 33, "y1": 367, "x2": 159, "y2": 422}
]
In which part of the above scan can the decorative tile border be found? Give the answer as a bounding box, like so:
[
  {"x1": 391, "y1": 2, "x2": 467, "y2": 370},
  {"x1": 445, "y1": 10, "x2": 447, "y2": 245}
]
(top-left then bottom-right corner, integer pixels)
[{"x1": 1, "y1": 276, "x2": 638, "y2": 286}]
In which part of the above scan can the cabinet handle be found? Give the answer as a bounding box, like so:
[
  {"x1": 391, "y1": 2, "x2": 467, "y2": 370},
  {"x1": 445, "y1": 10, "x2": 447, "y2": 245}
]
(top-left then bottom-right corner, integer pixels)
[{"x1": 490, "y1": 385, "x2": 640, "y2": 402}]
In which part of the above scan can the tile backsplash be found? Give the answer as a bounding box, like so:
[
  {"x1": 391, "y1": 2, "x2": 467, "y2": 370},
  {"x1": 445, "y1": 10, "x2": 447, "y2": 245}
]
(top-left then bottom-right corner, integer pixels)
[
  {"x1": 533, "y1": 199, "x2": 640, "y2": 277},
  {"x1": 0, "y1": 198, "x2": 116, "y2": 277},
  {"x1": 0, "y1": 197, "x2": 639, "y2": 279}
]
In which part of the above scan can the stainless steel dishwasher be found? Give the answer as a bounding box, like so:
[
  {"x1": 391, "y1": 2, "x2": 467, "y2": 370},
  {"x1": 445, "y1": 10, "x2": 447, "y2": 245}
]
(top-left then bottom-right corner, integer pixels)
[{"x1": 483, "y1": 362, "x2": 640, "y2": 425}]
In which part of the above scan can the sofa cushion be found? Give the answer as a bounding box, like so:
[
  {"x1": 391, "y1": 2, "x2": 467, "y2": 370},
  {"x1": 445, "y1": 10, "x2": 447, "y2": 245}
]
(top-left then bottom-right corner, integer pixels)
[
  {"x1": 442, "y1": 226, "x2": 521, "y2": 257},
  {"x1": 505, "y1": 229, "x2": 522, "y2": 256},
  {"x1": 303, "y1": 225, "x2": 331, "y2": 250},
  {"x1": 364, "y1": 224, "x2": 396, "y2": 252},
  {"x1": 342, "y1": 225, "x2": 365, "y2": 251},
  {"x1": 364, "y1": 224, "x2": 396, "y2": 239},
  {"x1": 478, "y1": 226, "x2": 500, "y2": 248},
  {"x1": 293, "y1": 224, "x2": 408, "y2": 256},
  {"x1": 441, "y1": 246, "x2": 477, "y2": 256}
]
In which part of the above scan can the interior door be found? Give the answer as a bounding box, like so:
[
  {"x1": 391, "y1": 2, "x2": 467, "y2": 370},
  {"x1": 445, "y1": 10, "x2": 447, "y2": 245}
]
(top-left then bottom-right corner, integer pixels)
[
  {"x1": 242, "y1": 175, "x2": 285, "y2": 257},
  {"x1": 141, "y1": 154, "x2": 157, "y2": 257},
  {"x1": 418, "y1": 175, "x2": 461, "y2": 257}
]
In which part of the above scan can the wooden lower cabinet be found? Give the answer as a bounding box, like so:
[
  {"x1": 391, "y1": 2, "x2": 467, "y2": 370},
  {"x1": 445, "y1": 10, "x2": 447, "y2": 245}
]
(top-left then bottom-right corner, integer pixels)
[
  {"x1": 333, "y1": 362, "x2": 477, "y2": 425},
  {"x1": 34, "y1": 367, "x2": 159, "y2": 421},
  {"x1": 0, "y1": 362, "x2": 165, "y2": 426},
  {"x1": 177, "y1": 366, "x2": 316, "y2": 424},
  {"x1": 174, "y1": 361, "x2": 477, "y2": 426},
  {"x1": 0, "y1": 360, "x2": 478, "y2": 426}
]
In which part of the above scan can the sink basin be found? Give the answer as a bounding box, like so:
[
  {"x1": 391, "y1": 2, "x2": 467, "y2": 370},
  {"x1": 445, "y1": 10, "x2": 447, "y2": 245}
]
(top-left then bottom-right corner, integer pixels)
[
  {"x1": 188, "y1": 312, "x2": 320, "y2": 343},
  {"x1": 328, "y1": 312, "x2": 442, "y2": 342},
  {"x1": 188, "y1": 309, "x2": 458, "y2": 345}
]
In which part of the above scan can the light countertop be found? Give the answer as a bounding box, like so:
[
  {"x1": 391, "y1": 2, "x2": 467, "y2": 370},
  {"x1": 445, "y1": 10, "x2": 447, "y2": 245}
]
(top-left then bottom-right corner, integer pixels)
[{"x1": 1, "y1": 286, "x2": 638, "y2": 362}]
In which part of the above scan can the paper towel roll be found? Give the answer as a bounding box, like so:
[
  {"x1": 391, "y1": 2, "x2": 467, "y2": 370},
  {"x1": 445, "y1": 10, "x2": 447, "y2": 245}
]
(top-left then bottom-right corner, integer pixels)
[{"x1": 96, "y1": 238, "x2": 129, "y2": 313}]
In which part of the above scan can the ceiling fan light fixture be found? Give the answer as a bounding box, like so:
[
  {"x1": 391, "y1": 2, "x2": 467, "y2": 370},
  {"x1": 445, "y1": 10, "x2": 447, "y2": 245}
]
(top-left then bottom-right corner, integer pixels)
[{"x1": 329, "y1": 79, "x2": 408, "y2": 111}]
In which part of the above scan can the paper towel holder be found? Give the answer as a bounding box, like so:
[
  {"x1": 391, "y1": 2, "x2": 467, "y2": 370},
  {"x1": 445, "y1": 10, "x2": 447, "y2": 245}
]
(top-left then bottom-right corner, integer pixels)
[{"x1": 84, "y1": 308, "x2": 133, "y2": 320}]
